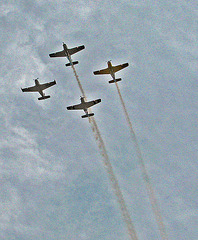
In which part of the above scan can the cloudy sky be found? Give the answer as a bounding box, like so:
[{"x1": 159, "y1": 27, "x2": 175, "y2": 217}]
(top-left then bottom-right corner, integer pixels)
[{"x1": 0, "y1": 0, "x2": 197, "y2": 239}]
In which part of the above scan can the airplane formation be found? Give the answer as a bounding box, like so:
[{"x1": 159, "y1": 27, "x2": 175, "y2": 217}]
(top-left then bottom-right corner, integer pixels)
[{"x1": 21, "y1": 42, "x2": 129, "y2": 118}]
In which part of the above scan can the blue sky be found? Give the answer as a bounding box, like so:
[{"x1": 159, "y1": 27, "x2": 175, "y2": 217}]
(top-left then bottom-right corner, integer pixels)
[{"x1": 0, "y1": 0, "x2": 197, "y2": 239}]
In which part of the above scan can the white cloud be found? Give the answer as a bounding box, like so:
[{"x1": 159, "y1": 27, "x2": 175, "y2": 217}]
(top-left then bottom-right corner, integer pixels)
[{"x1": 0, "y1": 3, "x2": 17, "y2": 17}]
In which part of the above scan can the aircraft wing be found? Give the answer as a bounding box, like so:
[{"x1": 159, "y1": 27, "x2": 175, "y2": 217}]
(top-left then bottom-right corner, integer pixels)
[
  {"x1": 84, "y1": 99, "x2": 101, "y2": 108},
  {"x1": 40, "y1": 80, "x2": 56, "y2": 90},
  {"x1": 68, "y1": 45, "x2": 85, "y2": 55},
  {"x1": 49, "y1": 50, "x2": 66, "y2": 58},
  {"x1": 112, "y1": 63, "x2": 129, "y2": 73},
  {"x1": 67, "y1": 99, "x2": 101, "y2": 110},
  {"x1": 21, "y1": 86, "x2": 38, "y2": 92},
  {"x1": 67, "y1": 103, "x2": 84, "y2": 110},
  {"x1": 93, "y1": 68, "x2": 110, "y2": 75}
]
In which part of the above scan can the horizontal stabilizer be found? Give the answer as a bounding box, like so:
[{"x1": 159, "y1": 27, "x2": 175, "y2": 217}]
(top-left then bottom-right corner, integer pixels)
[
  {"x1": 65, "y1": 61, "x2": 79, "y2": 67},
  {"x1": 38, "y1": 96, "x2": 50, "y2": 100},
  {"x1": 81, "y1": 113, "x2": 94, "y2": 118},
  {"x1": 109, "y1": 78, "x2": 122, "y2": 84}
]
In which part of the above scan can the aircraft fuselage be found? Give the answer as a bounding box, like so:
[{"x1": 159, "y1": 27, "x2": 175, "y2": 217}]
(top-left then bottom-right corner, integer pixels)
[
  {"x1": 80, "y1": 96, "x2": 85, "y2": 104},
  {"x1": 63, "y1": 43, "x2": 69, "y2": 56},
  {"x1": 34, "y1": 79, "x2": 44, "y2": 96},
  {"x1": 63, "y1": 43, "x2": 72, "y2": 64},
  {"x1": 80, "y1": 97, "x2": 94, "y2": 115},
  {"x1": 107, "y1": 61, "x2": 116, "y2": 80},
  {"x1": 80, "y1": 97, "x2": 88, "y2": 113},
  {"x1": 35, "y1": 79, "x2": 40, "y2": 86}
]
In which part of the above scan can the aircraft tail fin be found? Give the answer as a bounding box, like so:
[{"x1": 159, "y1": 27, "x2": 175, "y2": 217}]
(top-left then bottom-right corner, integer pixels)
[
  {"x1": 38, "y1": 96, "x2": 50, "y2": 100},
  {"x1": 65, "y1": 61, "x2": 79, "y2": 67},
  {"x1": 81, "y1": 113, "x2": 94, "y2": 118},
  {"x1": 109, "y1": 78, "x2": 122, "y2": 84}
]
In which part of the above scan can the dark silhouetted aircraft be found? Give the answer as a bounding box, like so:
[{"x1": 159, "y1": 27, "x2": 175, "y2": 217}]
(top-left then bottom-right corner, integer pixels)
[
  {"x1": 67, "y1": 96, "x2": 101, "y2": 118},
  {"x1": 93, "y1": 60, "x2": 129, "y2": 83},
  {"x1": 21, "y1": 78, "x2": 56, "y2": 100},
  {"x1": 49, "y1": 42, "x2": 85, "y2": 67}
]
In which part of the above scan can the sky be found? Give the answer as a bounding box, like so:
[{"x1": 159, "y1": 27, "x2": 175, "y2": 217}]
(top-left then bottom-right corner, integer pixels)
[{"x1": 0, "y1": 0, "x2": 197, "y2": 239}]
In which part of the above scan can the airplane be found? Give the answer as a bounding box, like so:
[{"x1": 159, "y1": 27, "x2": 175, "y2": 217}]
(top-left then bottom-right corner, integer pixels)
[
  {"x1": 49, "y1": 42, "x2": 85, "y2": 67},
  {"x1": 67, "y1": 96, "x2": 101, "y2": 118},
  {"x1": 21, "y1": 78, "x2": 56, "y2": 100},
  {"x1": 93, "y1": 60, "x2": 129, "y2": 84}
]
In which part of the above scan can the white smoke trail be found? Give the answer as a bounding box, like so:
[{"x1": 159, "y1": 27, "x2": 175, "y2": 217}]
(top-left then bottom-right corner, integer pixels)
[
  {"x1": 67, "y1": 55, "x2": 139, "y2": 240},
  {"x1": 114, "y1": 82, "x2": 168, "y2": 240},
  {"x1": 89, "y1": 117, "x2": 138, "y2": 240}
]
